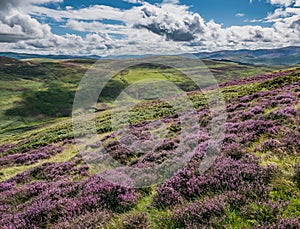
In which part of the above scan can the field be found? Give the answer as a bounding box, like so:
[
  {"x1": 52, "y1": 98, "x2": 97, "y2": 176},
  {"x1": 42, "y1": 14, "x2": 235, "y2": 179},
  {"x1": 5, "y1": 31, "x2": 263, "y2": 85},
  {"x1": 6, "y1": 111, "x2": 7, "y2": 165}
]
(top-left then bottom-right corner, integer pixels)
[{"x1": 0, "y1": 56, "x2": 299, "y2": 228}]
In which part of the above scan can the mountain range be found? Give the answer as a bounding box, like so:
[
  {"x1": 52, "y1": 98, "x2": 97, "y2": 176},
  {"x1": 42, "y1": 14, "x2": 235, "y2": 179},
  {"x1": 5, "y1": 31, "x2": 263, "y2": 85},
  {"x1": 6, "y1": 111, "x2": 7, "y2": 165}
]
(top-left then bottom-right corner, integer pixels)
[{"x1": 0, "y1": 46, "x2": 299, "y2": 66}]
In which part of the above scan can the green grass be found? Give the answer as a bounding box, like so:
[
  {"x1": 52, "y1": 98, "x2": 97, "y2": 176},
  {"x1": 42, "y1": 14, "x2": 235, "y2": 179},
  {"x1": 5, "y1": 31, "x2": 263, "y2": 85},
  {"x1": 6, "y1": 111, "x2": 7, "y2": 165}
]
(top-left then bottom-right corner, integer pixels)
[
  {"x1": 2, "y1": 69, "x2": 299, "y2": 157},
  {"x1": 0, "y1": 58, "x2": 299, "y2": 228},
  {"x1": 104, "y1": 189, "x2": 176, "y2": 229},
  {"x1": 225, "y1": 210, "x2": 252, "y2": 228},
  {"x1": 0, "y1": 57, "x2": 286, "y2": 139},
  {"x1": 0, "y1": 143, "x2": 78, "y2": 182}
]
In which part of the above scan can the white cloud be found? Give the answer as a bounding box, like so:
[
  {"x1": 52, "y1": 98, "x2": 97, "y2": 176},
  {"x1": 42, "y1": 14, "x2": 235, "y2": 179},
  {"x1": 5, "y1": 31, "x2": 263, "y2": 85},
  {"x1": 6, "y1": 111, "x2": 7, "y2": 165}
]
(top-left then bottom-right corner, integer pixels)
[
  {"x1": 0, "y1": 0, "x2": 56, "y2": 42},
  {"x1": 123, "y1": 0, "x2": 143, "y2": 3},
  {"x1": 65, "y1": 6, "x2": 73, "y2": 11},
  {"x1": 65, "y1": 20, "x2": 128, "y2": 35},
  {"x1": 127, "y1": 3, "x2": 206, "y2": 41},
  {"x1": 0, "y1": 0, "x2": 299, "y2": 56},
  {"x1": 267, "y1": 0, "x2": 294, "y2": 6},
  {"x1": 29, "y1": 5, "x2": 124, "y2": 22},
  {"x1": 162, "y1": 0, "x2": 180, "y2": 4},
  {"x1": 236, "y1": 13, "x2": 245, "y2": 17}
]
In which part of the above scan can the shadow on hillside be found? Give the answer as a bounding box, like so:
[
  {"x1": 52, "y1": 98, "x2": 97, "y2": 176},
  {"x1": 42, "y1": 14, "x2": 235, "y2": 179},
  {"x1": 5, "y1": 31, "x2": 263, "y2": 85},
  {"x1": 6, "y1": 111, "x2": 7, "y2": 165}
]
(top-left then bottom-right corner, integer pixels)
[
  {"x1": 98, "y1": 79, "x2": 128, "y2": 103},
  {"x1": 6, "y1": 83, "x2": 75, "y2": 118},
  {"x1": 5, "y1": 79, "x2": 128, "y2": 118}
]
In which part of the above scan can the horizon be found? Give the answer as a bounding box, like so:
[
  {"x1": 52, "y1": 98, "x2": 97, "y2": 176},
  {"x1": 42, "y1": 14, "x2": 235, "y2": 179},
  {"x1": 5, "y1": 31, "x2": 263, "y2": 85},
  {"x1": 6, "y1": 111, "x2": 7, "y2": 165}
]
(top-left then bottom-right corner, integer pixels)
[{"x1": 0, "y1": 0, "x2": 299, "y2": 56}]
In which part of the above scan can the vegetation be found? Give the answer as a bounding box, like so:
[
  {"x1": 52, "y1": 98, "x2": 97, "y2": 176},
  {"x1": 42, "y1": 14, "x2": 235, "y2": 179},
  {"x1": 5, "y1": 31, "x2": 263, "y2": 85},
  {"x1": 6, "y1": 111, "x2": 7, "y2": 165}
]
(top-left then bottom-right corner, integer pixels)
[{"x1": 0, "y1": 57, "x2": 299, "y2": 228}]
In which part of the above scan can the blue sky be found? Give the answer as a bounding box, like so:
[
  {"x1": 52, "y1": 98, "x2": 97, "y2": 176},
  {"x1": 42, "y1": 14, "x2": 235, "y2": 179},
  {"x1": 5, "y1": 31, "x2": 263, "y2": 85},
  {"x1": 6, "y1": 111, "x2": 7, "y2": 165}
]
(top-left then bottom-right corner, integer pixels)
[
  {"x1": 43, "y1": 0, "x2": 278, "y2": 27},
  {"x1": 0, "y1": 0, "x2": 299, "y2": 55}
]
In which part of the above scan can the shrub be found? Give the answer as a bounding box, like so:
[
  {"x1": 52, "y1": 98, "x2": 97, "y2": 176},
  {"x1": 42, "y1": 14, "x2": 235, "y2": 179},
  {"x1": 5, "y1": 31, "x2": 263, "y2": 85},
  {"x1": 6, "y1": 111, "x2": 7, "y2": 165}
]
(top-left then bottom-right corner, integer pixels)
[
  {"x1": 172, "y1": 194, "x2": 228, "y2": 228},
  {"x1": 261, "y1": 217, "x2": 300, "y2": 229},
  {"x1": 120, "y1": 212, "x2": 151, "y2": 229}
]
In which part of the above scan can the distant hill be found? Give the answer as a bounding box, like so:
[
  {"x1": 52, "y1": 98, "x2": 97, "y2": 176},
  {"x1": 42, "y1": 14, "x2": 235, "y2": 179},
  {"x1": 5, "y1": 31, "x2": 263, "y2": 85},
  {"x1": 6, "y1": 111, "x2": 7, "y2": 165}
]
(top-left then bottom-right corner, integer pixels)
[
  {"x1": 0, "y1": 46, "x2": 299, "y2": 66},
  {"x1": 0, "y1": 52, "x2": 102, "y2": 60},
  {"x1": 194, "y1": 46, "x2": 300, "y2": 66}
]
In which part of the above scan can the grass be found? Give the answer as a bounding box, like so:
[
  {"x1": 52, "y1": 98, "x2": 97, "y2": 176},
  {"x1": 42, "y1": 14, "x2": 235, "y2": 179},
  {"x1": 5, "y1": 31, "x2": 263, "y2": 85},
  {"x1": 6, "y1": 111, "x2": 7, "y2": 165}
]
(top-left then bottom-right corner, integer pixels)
[
  {"x1": 0, "y1": 58, "x2": 299, "y2": 228},
  {"x1": 225, "y1": 210, "x2": 252, "y2": 228},
  {"x1": 0, "y1": 143, "x2": 78, "y2": 182},
  {"x1": 2, "y1": 69, "x2": 299, "y2": 157},
  {"x1": 0, "y1": 58, "x2": 281, "y2": 139},
  {"x1": 104, "y1": 189, "x2": 176, "y2": 229}
]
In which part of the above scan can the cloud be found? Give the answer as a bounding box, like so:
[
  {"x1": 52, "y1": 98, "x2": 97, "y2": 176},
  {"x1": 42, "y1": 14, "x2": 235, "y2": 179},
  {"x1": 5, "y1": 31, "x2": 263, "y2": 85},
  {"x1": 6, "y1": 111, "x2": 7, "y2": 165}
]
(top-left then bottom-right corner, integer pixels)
[
  {"x1": 290, "y1": 18, "x2": 300, "y2": 30},
  {"x1": 162, "y1": 0, "x2": 180, "y2": 4},
  {"x1": 29, "y1": 5, "x2": 124, "y2": 22},
  {"x1": 236, "y1": 13, "x2": 245, "y2": 17},
  {"x1": 129, "y1": 3, "x2": 206, "y2": 41},
  {"x1": 0, "y1": 33, "x2": 30, "y2": 43},
  {"x1": 267, "y1": 0, "x2": 294, "y2": 6},
  {"x1": 65, "y1": 20, "x2": 127, "y2": 35},
  {"x1": 13, "y1": 33, "x2": 116, "y2": 55},
  {"x1": 0, "y1": 0, "x2": 57, "y2": 42},
  {"x1": 0, "y1": 0, "x2": 299, "y2": 56},
  {"x1": 65, "y1": 6, "x2": 73, "y2": 10},
  {"x1": 123, "y1": 0, "x2": 143, "y2": 3}
]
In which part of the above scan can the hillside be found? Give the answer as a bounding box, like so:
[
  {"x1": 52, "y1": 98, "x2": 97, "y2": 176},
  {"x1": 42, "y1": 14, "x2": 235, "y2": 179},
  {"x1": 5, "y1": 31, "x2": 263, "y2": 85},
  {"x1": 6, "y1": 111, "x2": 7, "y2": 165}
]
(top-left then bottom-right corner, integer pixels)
[
  {"x1": 195, "y1": 46, "x2": 300, "y2": 66},
  {"x1": 1, "y1": 46, "x2": 299, "y2": 66},
  {"x1": 0, "y1": 58, "x2": 299, "y2": 228},
  {"x1": 0, "y1": 57, "x2": 278, "y2": 137}
]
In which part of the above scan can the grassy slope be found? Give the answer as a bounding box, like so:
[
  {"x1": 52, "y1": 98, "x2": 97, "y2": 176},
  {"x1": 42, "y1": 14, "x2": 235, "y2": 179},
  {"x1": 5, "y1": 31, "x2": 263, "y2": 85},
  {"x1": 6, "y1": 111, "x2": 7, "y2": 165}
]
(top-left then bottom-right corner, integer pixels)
[
  {"x1": 0, "y1": 57, "x2": 299, "y2": 228},
  {"x1": 0, "y1": 57, "x2": 295, "y2": 182},
  {"x1": 0, "y1": 57, "x2": 278, "y2": 138}
]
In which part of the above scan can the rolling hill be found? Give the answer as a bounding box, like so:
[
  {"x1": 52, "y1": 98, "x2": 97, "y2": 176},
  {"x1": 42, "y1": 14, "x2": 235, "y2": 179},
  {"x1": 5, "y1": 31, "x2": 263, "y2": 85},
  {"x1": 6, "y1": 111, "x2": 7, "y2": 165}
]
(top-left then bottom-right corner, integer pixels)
[
  {"x1": 1, "y1": 46, "x2": 299, "y2": 66},
  {"x1": 195, "y1": 46, "x2": 300, "y2": 66},
  {"x1": 0, "y1": 56, "x2": 299, "y2": 228}
]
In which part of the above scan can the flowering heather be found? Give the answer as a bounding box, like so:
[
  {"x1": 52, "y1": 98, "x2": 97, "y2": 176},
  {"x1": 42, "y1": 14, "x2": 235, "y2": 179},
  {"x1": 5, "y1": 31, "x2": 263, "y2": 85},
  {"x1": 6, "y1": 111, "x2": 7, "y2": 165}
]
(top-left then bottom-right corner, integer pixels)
[
  {"x1": 52, "y1": 210, "x2": 114, "y2": 228},
  {"x1": 242, "y1": 200, "x2": 289, "y2": 225},
  {"x1": 0, "y1": 143, "x2": 18, "y2": 154},
  {"x1": 120, "y1": 212, "x2": 151, "y2": 229},
  {"x1": 220, "y1": 69, "x2": 300, "y2": 87},
  {"x1": 0, "y1": 170, "x2": 138, "y2": 228},
  {"x1": 0, "y1": 68, "x2": 299, "y2": 228},
  {"x1": 171, "y1": 194, "x2": 228, "y2": 228},
  {"x1": 0, "y1": 145, "x2": 63, "y2": 167},
  {"x1": 153, "y1": 154, "x2": 276, "y2": 208},
  {"x1": 260, "y1": 217, "x2": 300, "y2": 229}
]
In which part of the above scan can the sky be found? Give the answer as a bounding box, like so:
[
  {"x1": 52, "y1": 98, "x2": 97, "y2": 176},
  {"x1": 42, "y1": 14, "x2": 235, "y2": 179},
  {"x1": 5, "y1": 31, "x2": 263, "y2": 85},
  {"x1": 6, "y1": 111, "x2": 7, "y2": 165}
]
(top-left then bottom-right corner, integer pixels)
[{"x1": 0, "y1": 0, "x2": 299, "y2": 56}]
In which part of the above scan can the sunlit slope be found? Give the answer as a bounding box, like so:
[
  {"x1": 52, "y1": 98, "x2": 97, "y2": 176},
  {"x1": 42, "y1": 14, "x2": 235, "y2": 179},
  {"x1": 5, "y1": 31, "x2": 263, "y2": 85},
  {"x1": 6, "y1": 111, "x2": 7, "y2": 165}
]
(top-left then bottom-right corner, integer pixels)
[
  {"x1": 0, "y1": 60, "x2": 299, "y2": 228},
  {"x1": 0, "y1": 56, "x2": 279, "y2": 138}
]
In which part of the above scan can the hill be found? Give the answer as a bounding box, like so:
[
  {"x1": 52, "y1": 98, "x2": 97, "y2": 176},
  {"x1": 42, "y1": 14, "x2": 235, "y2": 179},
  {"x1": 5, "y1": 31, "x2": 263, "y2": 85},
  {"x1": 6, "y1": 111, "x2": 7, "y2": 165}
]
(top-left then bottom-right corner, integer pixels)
[
  {"x1": 1, "y1": 46, "x2": 299, "y2": 66},
  {"x1": 0, "y1": 57, "x2": 279, "y2": 137},
  {"x1": 0, "y1": 57, "x2": 299, "y2": 228},
  {"x1": 195, "y1": 46, "x2": 300, "y2": 66}
]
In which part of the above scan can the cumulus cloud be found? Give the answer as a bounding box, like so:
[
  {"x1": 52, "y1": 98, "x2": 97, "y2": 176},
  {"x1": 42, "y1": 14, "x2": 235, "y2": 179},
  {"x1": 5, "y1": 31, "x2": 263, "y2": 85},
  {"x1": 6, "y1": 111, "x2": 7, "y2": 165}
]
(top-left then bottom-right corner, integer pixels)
[
  {"x1": 0, "y1": 33, "x2": 30, "y2": 43},
  {"x1": 13, "y1": 33, "x2": 116, "y2": 56},
  {"x1": 0, "y1": 0, "x2": 56, "y2": 42},
  {"x1": 267, "y1": 0, "x2": 294, "y2": 6},
  {"x1": 65, "y1": 20, "x2": 127, "y2": 35},
  {"x1": 29, "y1": 5, "x2": 124, "y2": 22},
  {"x1": 0, "y1": 0, "x2": 299, "y2": 56},
  {"x1": 291, "y1": 18, "x2": 300, "y2": 30},
  {"x1": 129, "y1": 3, "x2": 206, "y2": 41}
]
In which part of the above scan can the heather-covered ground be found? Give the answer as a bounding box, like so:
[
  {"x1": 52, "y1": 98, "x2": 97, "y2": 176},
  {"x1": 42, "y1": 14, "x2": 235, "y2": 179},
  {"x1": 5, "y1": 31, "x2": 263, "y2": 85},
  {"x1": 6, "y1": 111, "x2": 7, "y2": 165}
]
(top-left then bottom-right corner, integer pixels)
[{"x1": 0, "y1": 58, "x2": 299, "y2": 228}]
